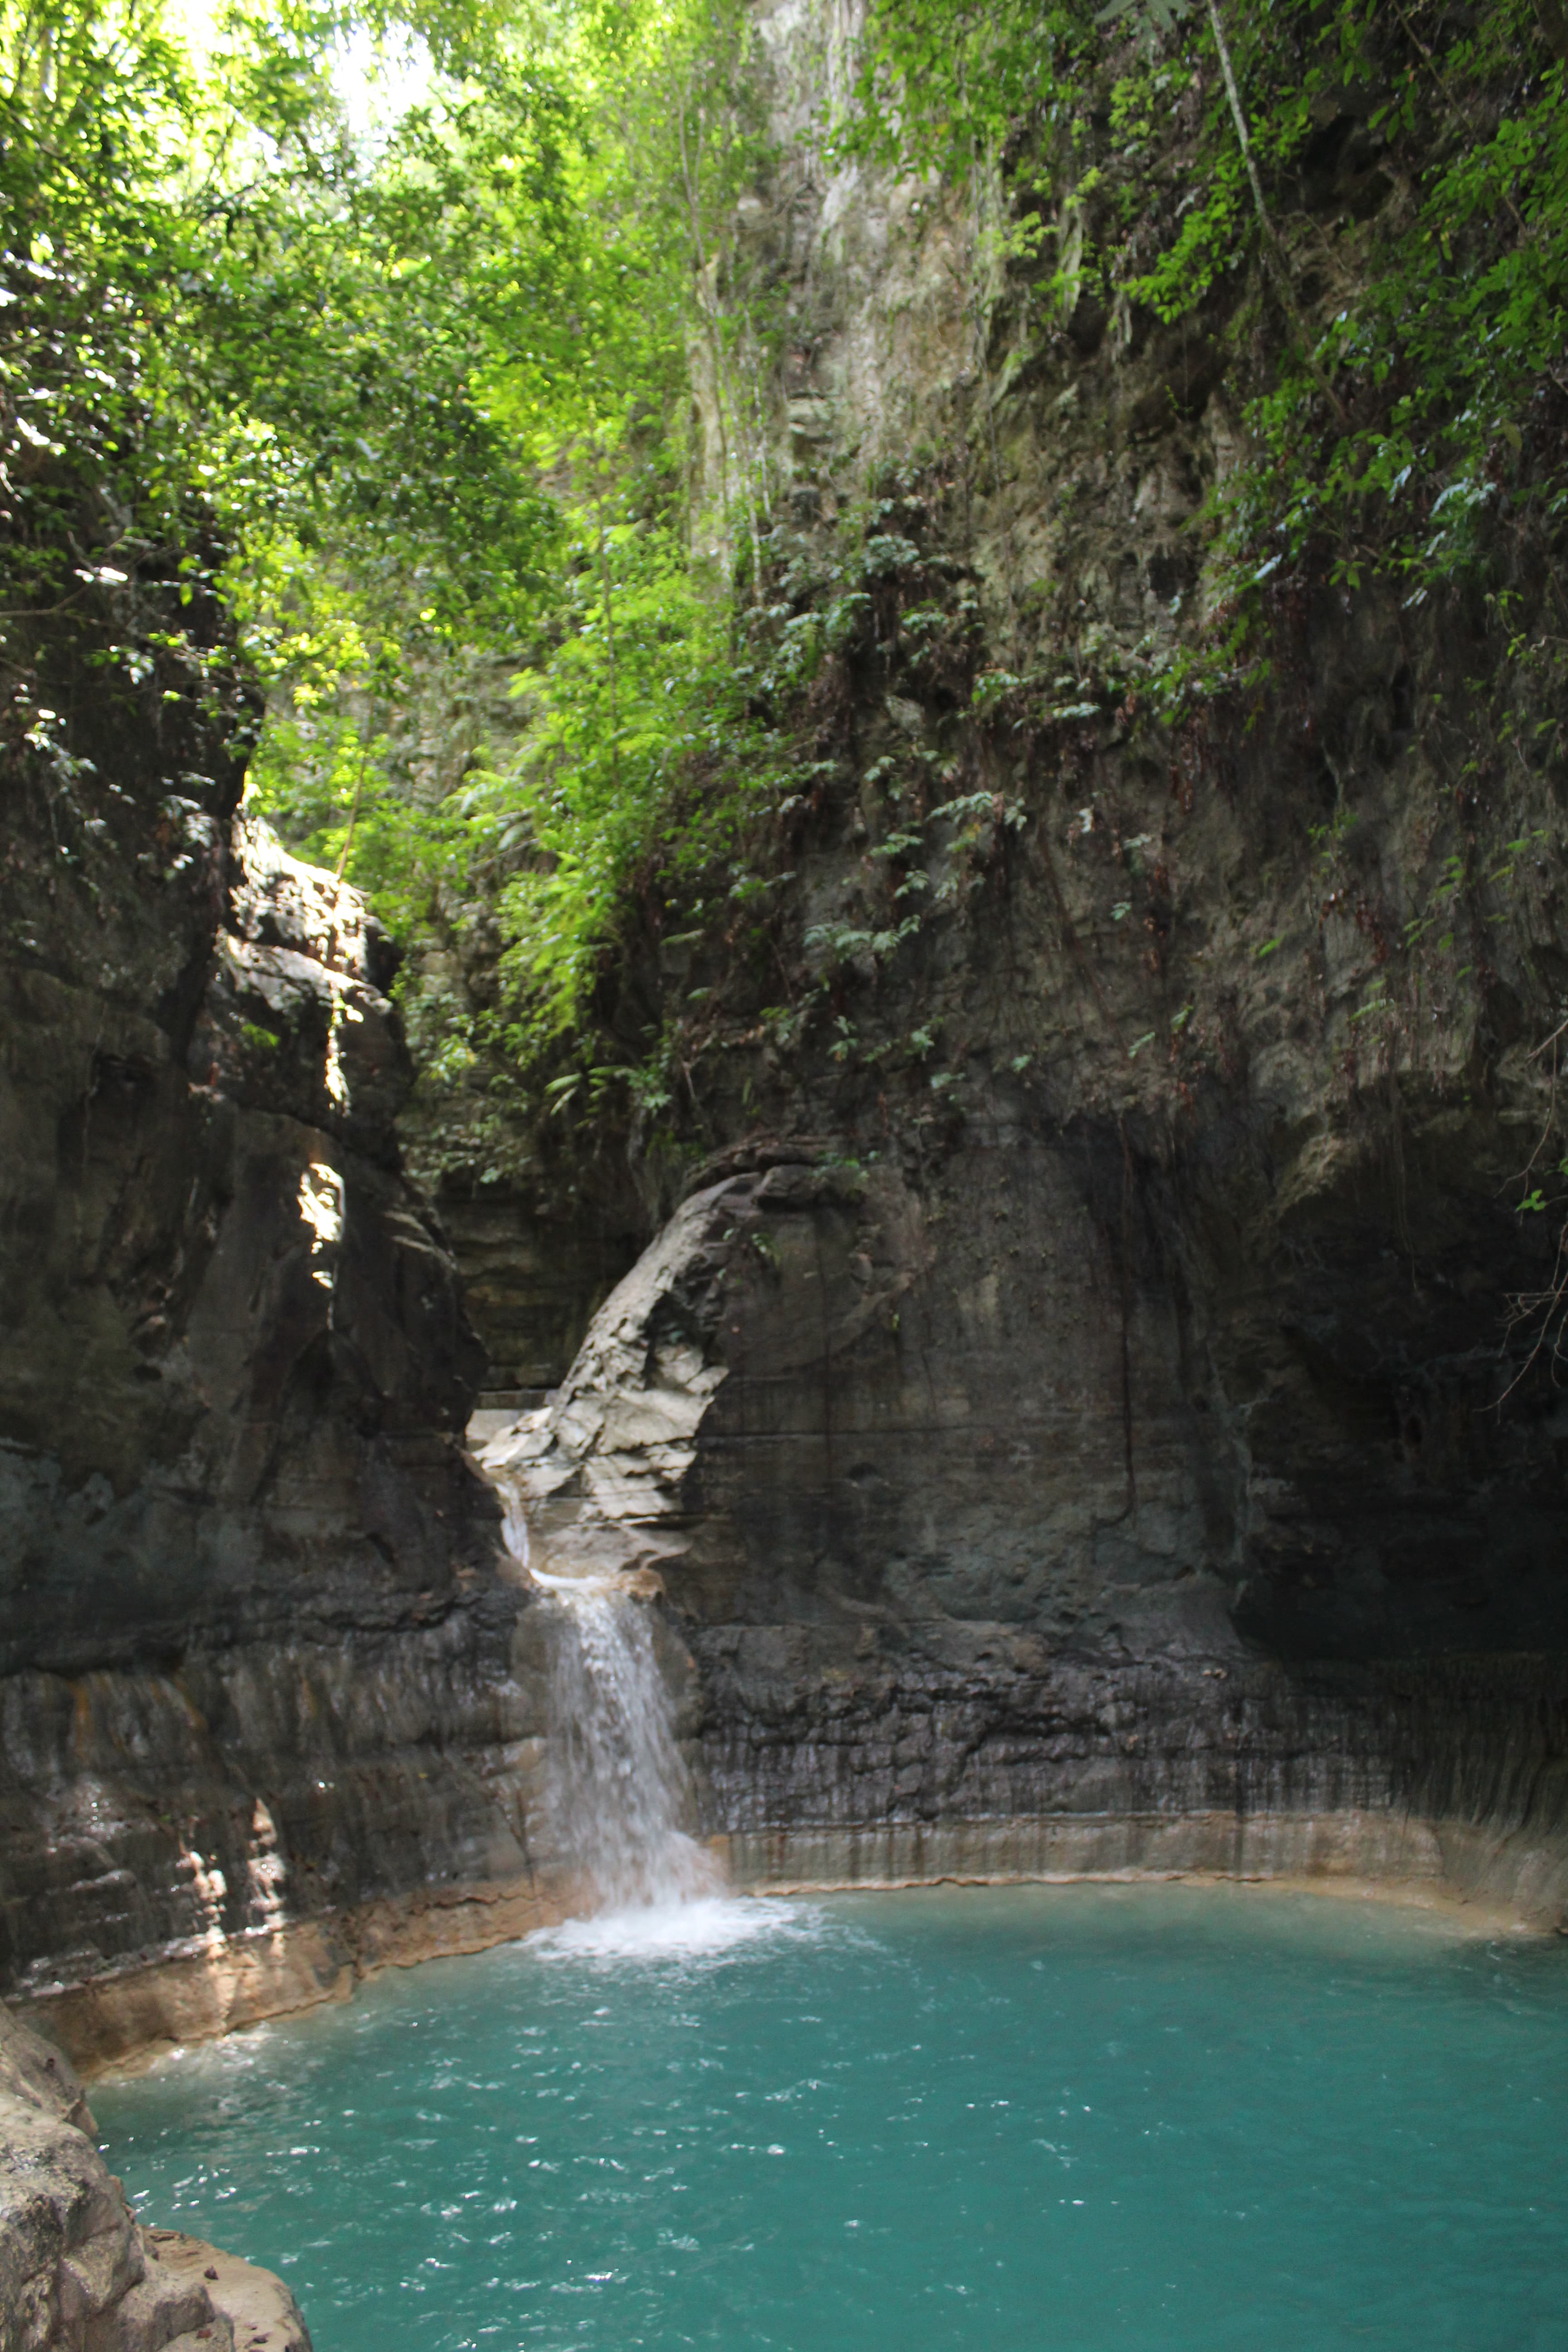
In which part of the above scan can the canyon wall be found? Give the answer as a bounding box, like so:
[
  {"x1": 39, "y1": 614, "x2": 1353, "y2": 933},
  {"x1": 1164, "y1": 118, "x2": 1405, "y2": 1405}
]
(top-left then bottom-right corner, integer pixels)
[
  {"x1": 4, "y1": 0, "x2": 1568, "y2": 2096},
  {"x1": 0, "y1": 562, "x2": 560, "y2": 2064},
  {"x1": 478, "y1": 0, "x2": 1568, "y2": 1925}
]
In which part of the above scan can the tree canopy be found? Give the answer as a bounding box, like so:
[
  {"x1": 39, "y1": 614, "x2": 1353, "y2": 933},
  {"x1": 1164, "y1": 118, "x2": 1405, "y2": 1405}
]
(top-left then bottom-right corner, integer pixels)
[
  {"x1": 6, "y1": 0, "x2": 1566, "y2": 1142},
  {"x1": 3, "y1": 0, "x2": 774, "y2": 1022}
]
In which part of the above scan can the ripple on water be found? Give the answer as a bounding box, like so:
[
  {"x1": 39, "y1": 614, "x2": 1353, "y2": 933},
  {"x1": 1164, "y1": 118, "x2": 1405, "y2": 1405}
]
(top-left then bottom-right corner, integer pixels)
[{"x1": 93, "y1": 1883, "x2": 1568, "y2": 2352}]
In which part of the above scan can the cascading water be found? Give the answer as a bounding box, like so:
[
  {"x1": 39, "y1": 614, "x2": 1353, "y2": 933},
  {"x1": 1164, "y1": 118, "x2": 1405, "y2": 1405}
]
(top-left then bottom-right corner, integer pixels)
[
  {"x1": 540, "y1": 1569, "x2": 720, "y2": 1910},
  {"x1": 491, "y1": 1468, "x2": 722, "y2": 1923}
]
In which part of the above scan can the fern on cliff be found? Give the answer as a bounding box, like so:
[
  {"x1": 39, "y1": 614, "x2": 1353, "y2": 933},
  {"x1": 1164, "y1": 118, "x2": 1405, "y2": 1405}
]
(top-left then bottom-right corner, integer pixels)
[{"x1": 849, "y1": 0, "x2": 1568, "y2": 633}]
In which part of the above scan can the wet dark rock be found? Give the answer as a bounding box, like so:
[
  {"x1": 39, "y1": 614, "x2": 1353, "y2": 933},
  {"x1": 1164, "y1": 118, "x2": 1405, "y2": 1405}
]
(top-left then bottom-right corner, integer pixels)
[
  {"x1": 486, "y1": 1140, "x2": 1568, "y2": 1921},
  {"x1": 0, "y1": 588, "x2": 538, "y2": 2036}
]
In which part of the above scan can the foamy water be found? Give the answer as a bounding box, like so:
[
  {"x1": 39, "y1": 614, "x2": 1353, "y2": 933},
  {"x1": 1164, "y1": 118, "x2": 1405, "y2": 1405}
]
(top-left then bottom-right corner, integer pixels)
[
  {"x1": 526, "y1": 1893, "x2": 806, "y2": 1963},
  {"x1": 487, "y1": 1463, "x2": 726, "y2": 1924}
]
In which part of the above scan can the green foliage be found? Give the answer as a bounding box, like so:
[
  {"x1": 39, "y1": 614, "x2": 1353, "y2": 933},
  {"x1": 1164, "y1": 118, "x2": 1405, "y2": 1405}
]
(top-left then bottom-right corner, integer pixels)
[
  {"x1": 804, "y1": 913, "x2": 923, "y2": 970},
  {"x1": 1179, "y1": 0, "x2": 1568, "y2": 607},
  {"x1": 0, "y1": 0, "x2": 567, "y2": 607},
  {"x1": 488, "y1": 518, "x2": 760, "y2": 1046},
  {"x1": 838, "y1": 0, "x2": 1089, "y2": 181},
  {"x1": 850, "y1": 0, "x2": 1568, "y2": 662},
  {"x1": 1, "y1": 0, "x2": 781, "y2": 1108},
  {"x1": 18, "y1": 0, "x2": 1565, "y2": 1162}
]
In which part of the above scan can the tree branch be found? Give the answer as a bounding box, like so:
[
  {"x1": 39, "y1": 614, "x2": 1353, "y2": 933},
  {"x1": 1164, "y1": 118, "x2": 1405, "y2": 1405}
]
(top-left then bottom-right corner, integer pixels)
[{"x1": 1205, "y1": 0, "x2": 1351, "y2": 431}]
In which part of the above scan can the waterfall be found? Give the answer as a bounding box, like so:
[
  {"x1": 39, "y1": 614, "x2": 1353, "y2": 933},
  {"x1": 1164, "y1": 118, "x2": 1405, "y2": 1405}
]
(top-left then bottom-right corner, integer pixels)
[
  {"x1": 540, "y1": 1569, "x2": 720, "y2": 1910},
  {"x1": 493, "y1": 1471, "x2": 720, "y2": 1916}
]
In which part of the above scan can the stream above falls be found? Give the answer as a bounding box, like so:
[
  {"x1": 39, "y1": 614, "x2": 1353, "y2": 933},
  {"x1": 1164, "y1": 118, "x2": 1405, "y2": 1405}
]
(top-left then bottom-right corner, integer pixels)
[{"x1": 93, "y1": 1882, "x2": 1568, "y2": 2352}]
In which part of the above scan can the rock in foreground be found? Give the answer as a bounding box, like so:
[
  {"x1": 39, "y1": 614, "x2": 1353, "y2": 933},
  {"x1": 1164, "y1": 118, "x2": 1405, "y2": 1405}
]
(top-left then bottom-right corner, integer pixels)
[{"x1": 0, "y1": 2000, "x2": 312, "y2": 2349}]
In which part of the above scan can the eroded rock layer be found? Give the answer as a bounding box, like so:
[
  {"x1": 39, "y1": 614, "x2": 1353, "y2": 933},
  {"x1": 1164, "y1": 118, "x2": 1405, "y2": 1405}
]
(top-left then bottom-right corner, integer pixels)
[
  {"x1": 0, "y1": 570, "x2": 554, "y2": 2062},
  {"x1": 458, "y1": 6, "x2": 1568, "y2": 1923}
]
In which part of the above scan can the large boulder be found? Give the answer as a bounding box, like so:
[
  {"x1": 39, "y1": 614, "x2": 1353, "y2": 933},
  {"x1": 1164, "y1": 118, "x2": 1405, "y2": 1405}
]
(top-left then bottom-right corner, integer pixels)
[{"x1": 0, "y1": 2000, "x2": 310, "y2": 2350}]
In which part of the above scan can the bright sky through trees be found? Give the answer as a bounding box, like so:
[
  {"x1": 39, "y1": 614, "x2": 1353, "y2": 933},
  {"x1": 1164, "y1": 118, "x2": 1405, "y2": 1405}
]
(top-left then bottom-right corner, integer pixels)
[{"x1": 5, "y1": 0, "x2": 1566, "y2": 1146}]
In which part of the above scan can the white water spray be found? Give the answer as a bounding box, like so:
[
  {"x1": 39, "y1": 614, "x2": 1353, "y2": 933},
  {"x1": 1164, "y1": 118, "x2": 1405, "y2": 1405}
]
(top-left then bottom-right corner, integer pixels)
[
  {"x1": 493, "y1": 1471, "x2": 722, "y2": 1920},
  {"x1": 536, "y1": 1565, "x2": 721, "y2": 1911}
]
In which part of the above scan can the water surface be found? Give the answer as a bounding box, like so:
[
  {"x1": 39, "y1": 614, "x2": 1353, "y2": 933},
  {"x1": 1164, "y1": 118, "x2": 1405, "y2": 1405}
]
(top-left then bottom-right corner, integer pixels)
[{"x1": 94, "y1": 1884, "x2": 1568, "y2": 2351}]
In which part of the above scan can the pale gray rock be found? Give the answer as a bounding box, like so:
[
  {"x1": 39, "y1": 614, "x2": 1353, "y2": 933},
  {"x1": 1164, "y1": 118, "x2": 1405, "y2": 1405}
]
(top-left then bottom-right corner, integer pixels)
[
  {"x1": 477, "y1": 1180, "x2": 739, "y2": 1580},
  {"x1": 142, "y1": 2234, "x2": 309, "y2": 2352},
  {"x1": 0, "y1": 2000, "x2": 310, "y2": 2351}
]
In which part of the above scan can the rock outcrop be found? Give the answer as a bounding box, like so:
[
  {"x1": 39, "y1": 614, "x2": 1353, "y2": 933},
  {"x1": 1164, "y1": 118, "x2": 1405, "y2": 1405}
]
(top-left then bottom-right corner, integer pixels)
[
  {"x1": 0, "y1": 564, "x2": 555, "y2": 2064},
  {"x1": 0, "y1": 2001, "x2": 310, "y2": 2350},
  {"x1": 142, "y1": 2234, "x2": 309, "y2": 2352}
]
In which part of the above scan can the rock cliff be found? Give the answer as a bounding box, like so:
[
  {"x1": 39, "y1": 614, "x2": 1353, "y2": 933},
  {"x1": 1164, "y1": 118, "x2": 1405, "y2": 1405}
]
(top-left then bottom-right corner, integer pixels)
[
  {"x1": 4, "y1": 0, "x2": 1568, "y2": 2131},
  {"x1": 472, "y1": 0, "x2": 1568, "y2": 1926},
  {"x1": 0, "y1": 554, "x2": 558, "y2": 2066}
]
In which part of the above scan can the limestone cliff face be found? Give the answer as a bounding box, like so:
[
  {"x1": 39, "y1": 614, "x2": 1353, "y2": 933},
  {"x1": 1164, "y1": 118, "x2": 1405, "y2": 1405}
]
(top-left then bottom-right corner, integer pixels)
[
  {"x1": 477, "y1": 1, "x2": 1568, "y2": 1923},
  {"x1": 5, "y1": 0, "x2": 1568, "y2": 2081},
  {"x1": 0, "y1": 566, "x2": 552, "y2": 2058}
]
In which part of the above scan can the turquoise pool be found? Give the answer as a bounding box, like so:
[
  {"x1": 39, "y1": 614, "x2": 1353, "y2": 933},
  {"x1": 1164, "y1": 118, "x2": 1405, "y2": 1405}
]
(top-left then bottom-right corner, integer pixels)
[{"x1": 93, "y1": 1884, "x2": 1568, "y2": 2351}]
